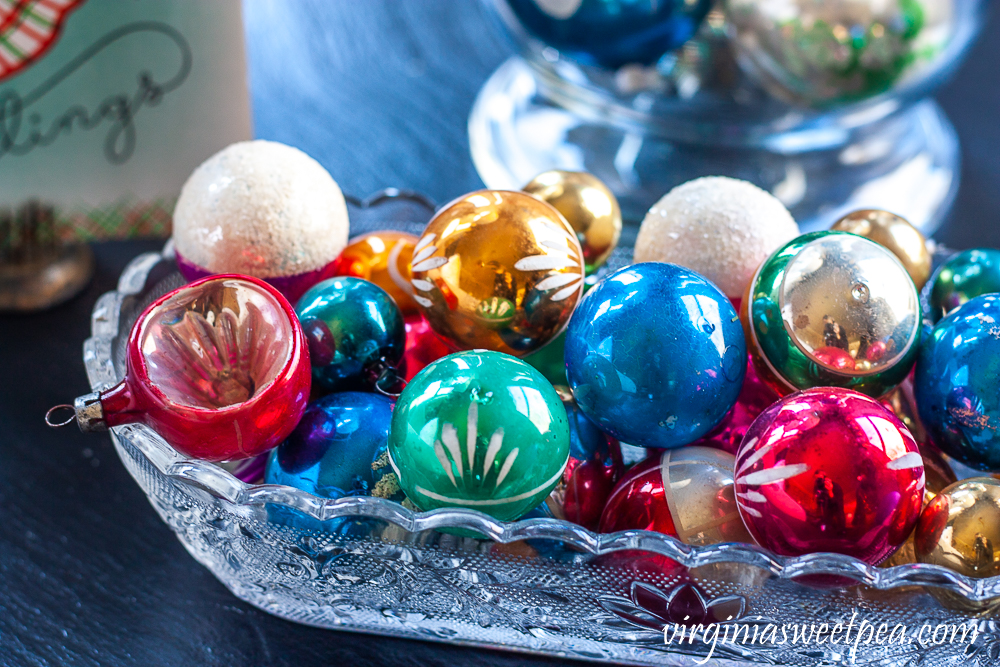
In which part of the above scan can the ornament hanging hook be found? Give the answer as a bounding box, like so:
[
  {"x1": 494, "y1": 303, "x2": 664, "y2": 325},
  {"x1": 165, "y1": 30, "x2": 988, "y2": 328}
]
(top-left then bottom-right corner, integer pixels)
[{"x1": 45, "y1": 404, "x2": 76, "y2": 428}]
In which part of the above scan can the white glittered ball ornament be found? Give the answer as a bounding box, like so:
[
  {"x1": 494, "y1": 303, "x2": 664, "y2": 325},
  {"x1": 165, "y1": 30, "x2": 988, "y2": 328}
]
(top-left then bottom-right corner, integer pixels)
[
  {"x1": 633, "y1": 177, "x2": 799, "y2": 299},
  {"x1": 172, "y1": 140, "x2": 349, "y2": 302}
]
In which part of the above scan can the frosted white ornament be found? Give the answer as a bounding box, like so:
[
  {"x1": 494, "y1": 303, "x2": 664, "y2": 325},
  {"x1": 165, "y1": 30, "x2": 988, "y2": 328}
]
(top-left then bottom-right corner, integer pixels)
[
  {"x1": 634, "y1": 176, "x2": 799, "y2": 299},
  {"x1": 172, "y1": 140, "x2": 349, "y2": 279}
]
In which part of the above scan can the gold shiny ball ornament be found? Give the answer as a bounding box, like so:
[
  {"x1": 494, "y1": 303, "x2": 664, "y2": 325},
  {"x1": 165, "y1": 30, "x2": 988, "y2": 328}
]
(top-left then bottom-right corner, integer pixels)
[
  {"x1": 410, "y1": 190, "x2": 586, "y2": 357},
  {"x1": 831, "y1": 210, "x2": 932, "y2": 290},
  {"x1": 915, "y1": 477, "x2": 1000, "y2": 614},
  {"x1": 523, "y1": 170, "x2": 622, "y2": 273}
]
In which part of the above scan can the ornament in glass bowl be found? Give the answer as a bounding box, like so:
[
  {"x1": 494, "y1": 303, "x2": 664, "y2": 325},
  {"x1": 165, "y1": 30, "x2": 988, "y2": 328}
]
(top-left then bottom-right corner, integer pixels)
[
  {"x1": 634, "y1": 176, "x2": 800, "y2": 302},
  {"x1": 600, "y1": 446, "x2": 754, "y2": 547},
  {"x1": 522, "y1": 170, "x2": 622, "y2": 274},
  {"x1": 743, "y1": 230, "x2": 921, "y2": 398},
  {"x1": 724, "y1": 0, "x2": 981, "y2": 108},
  {"x1": 928, "y1": 248, "x2": 1000, "y2": 323},
  {"x1": 265, "y1": 392, "x2": 395, "y2": 499},
  {"x1": 565, "y1": 262, "x2": 746, "y2": 449},
  {"x1": 172, "y1": 140, "x2": 349, "y2": 305},
  {"x1": 472, "y1": 0, "x2": 983, "y2": 234},
  {"x1": 63, "y1": 275, "x2": 311, "y2": 462},
  {"x1": 915, "y1": 477, "x2": 1000, "y2": 613},
  {"x1": 734, "y1": 387, "x2": 925, "y2": 565},
  {"x1": 388, "y1": 350, "x2": 570, "y2": 521},
  {"x1": 331, "y1": 230, "x2": 421, "y2": 315},
  {"x1": 540, "y1": 386, "x2": 624, "y2": 530},
  {"x1": 915, "y1": 294, "x2": 1000, "y2": 472},
  {"x1": 410, "y1": 189, "x2": 585, "y2": 358},
  {"x1": 830, "y1": 209, "x2": 933, "y2": 290},
  {"x1": 295, "y1": 277, "x2": 406, "y2": 395},
  {"x1": 501, "y1": 0, "x2": 713, "y2": 69}
]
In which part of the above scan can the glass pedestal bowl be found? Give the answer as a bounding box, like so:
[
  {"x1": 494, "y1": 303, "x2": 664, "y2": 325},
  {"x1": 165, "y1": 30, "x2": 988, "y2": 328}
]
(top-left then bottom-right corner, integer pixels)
[
  {"x1": 82, "y1": 200, "x2": 1000, "y2": 666},
  {"x1": 469, "y1": 0, "x2": 985, "y2": 233}
]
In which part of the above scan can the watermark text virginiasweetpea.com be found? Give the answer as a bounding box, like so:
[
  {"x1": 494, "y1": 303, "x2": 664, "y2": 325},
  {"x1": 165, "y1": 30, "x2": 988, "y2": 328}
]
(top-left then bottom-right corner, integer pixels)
[{"x1": 666, "y1": 611, "x2": 980, "y2": 663}]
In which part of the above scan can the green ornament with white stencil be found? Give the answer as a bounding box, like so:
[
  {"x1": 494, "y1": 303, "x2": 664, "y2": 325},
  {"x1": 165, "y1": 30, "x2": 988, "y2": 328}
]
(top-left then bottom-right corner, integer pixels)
[{"x1": 388, "y1": 350, "x2": 570, "y2": 522}]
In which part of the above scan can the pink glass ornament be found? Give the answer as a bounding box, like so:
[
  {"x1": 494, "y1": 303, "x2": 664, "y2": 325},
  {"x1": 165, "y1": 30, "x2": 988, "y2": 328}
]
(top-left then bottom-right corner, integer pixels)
[
  {"x1": 600, "y1": 447, "x2": 754, "y2": 547},
  {"x1": 73, "y1": 274, "x2": 311, "y2": 462},
  {"x1": 734, "y1": 387, "x2": 925, "y2": 565},
  {"x1": 176, "y1": 249, "x2": 337, "y2": 307},
  {"x1": 699, "y1": 356, "x2": 779, "y2": 455},
  {"x1": 402, "y1": 314, "x2": 451, "y2": 382}
]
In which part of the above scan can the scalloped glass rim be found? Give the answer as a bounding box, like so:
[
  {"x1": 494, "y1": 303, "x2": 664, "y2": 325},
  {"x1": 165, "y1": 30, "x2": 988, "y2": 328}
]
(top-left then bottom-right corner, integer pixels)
[{"x1": 82, "y1": 241, "x2": 1000, "y2": 603}]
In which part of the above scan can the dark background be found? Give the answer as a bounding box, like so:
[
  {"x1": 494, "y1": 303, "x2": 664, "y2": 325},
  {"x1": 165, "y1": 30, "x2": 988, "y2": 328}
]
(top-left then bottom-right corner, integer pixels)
[{"x1": 2, "y1": 2, "x2": 998, "y2": 665}]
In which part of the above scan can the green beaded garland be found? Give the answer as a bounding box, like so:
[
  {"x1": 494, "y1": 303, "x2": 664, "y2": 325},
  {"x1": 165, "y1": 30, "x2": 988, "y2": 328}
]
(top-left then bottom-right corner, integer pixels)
[{"x1": 388, "y1": 350, "x2": 570, "y2": 521}]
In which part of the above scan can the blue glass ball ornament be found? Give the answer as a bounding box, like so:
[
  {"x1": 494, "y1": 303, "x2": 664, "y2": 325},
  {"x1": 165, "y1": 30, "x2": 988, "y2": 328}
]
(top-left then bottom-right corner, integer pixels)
[
  {"x1": 295, "y1": 276, "x2": 405, "y2": 393},
  {"x1": 265, "y1": 392, "x2": 395, "y2": 498},
  {"x1": 503, "y1": 0, "x2": 713, "y2": 69},
  {"x1": 565, "y1": 262, "x2": 746, "y2": 449},
  {"x1": 915, "y1": 295, "x2": 1000, "y2": 472}
]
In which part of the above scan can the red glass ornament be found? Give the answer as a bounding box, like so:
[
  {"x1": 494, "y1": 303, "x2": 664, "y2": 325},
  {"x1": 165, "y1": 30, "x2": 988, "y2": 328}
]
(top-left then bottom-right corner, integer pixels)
[
  {"x1": 699, "y1": 356, "x2": 779, "y2": 455},
  {"x1": 734, "y1": 387, "x2": 925, "y2": 565},
  {"x1": 402, "y1": 314, "x2": 452, "y2": 381},
  {"x1": 600, "y1": 447, "x2": 754, "y2": 547},
  {"x1": 90, "y1": 275, "x2": 311, "y2": 461}
]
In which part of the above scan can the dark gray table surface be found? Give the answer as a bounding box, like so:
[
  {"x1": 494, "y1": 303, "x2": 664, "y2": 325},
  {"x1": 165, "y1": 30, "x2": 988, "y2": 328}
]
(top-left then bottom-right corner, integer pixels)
[{"x1": 2, "y1": 2, "x2": 999, "y2": 665}]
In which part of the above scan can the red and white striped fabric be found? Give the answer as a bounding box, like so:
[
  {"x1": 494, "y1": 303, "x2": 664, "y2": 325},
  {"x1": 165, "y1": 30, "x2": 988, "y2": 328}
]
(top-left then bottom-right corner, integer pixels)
[{"x1": 0, "y1": 0, "x2": 83, "y2": 82}]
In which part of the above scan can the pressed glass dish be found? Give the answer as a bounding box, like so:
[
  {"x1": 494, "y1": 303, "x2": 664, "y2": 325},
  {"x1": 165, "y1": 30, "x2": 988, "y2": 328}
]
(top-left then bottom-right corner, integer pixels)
[{"x1": 83, "y1": 200, "x2": 1000, "y2": 666}]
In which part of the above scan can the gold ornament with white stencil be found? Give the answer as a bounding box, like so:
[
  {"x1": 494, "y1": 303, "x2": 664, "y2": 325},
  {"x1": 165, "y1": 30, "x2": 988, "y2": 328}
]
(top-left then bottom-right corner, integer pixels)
[{"x1": 410, "y1": 190, "x2": 585, "y2": 357}]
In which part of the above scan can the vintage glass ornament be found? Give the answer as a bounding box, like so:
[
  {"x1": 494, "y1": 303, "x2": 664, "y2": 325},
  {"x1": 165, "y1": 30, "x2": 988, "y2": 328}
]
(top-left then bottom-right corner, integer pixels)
[
  {"x1": 734, "y1": 387, "x2": 925, "y2": 564},
  {"x1": 502, "y1": 0, "x2": 713, "y2": 69},
  {"x1": 331, "y1": 230, "x2": 420, "y2": 314},
  {"x1": 725, "y1": 0, "x2": 962, "y2": 108},
  {"x1": 915, "y1": 477, "x2": 1000, "y2": 614},
  {"x1": 523, "y1": 266, "x2": 609, "y2": 386},
  {"x1": 915, "y1": 294, "x2": 1000, "y2": 471},
  {"x1": 697, "y1": 355, "x2": 779, "y2": 456},
  {"x1": 543, "y1": 387, "x2": 624, "y2": 530},
  {"x1": 387, "y1": 350, "x2": 570, "y2": 521},
  {"x1": 634, "y1": 177, "x2": 799, "y2": 300},
  {"x1": 64, "y1": 275, "x2": 311, "y2": 462},
  {"x1": 522, "y1": 170, "x2": 621, "y2": 273},
  {"x1": 599, "y1": 447, "x2": 755, "y2": 549},
  {"x1": 410, "y1": 189, "x2": 585, "y2": 357},
  {"x1": 295, "y1": 276, "x2": 405, "y2": 393},
  {"x1": 831, "y1": 209, "x2": 932, "y2": 290},
  {"x1": 879, "y1": 436, "x2": 957, "y2": 568},
  {"x1": 173, "y1": 140, "x2": 349, "y2": 304},
  {"x1": 265, "y1": 392, "x2": 395, "y2": 498},
  {"x1": 566, "y1": 262, "x2": 746, "y2": 449},
  {"x1": 743, "y1": 231, "x2": 921, "y2": 398},
  {"x1": 402, "y1": 314, "x2": 451, "y2": 382},
  {"x1": 928, "y1": 248, "x2": 1000, "y2": 323}
]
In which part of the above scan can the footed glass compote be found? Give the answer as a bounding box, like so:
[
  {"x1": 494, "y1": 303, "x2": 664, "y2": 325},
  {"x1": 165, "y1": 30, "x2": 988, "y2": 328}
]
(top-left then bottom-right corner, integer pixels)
[{"x1": 470, "y1": 0, "x2": 985, "y2": 232}]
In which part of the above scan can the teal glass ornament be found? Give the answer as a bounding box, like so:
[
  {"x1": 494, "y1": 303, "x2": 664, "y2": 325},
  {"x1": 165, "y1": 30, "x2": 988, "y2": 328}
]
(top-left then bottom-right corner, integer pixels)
[
  {"x1": 388, "y1": 350, "x2": 570, "y2": 521},
  {"x1": 295, "y1": 276, "x2": 405, "y2": 393},
  {"x1": 929, "y1": 249, "x2": 1000, "y2": 323}
]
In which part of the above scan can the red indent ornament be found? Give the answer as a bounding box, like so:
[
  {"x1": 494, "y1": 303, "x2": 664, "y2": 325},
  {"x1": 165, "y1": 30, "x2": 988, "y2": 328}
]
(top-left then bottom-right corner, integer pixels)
[{"x1": 69, "y1": 275, "x2": 311, "y2": 462}]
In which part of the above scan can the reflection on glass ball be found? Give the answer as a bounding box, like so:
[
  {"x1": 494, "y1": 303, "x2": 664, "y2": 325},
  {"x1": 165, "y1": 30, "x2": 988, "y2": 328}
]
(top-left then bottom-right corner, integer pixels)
[
  {"x1": 501, "y1": 0, "x2": 713, "y2": 69},
  {"x1": 744, "y1": 231, "x2": 921, "y2": 398}
]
